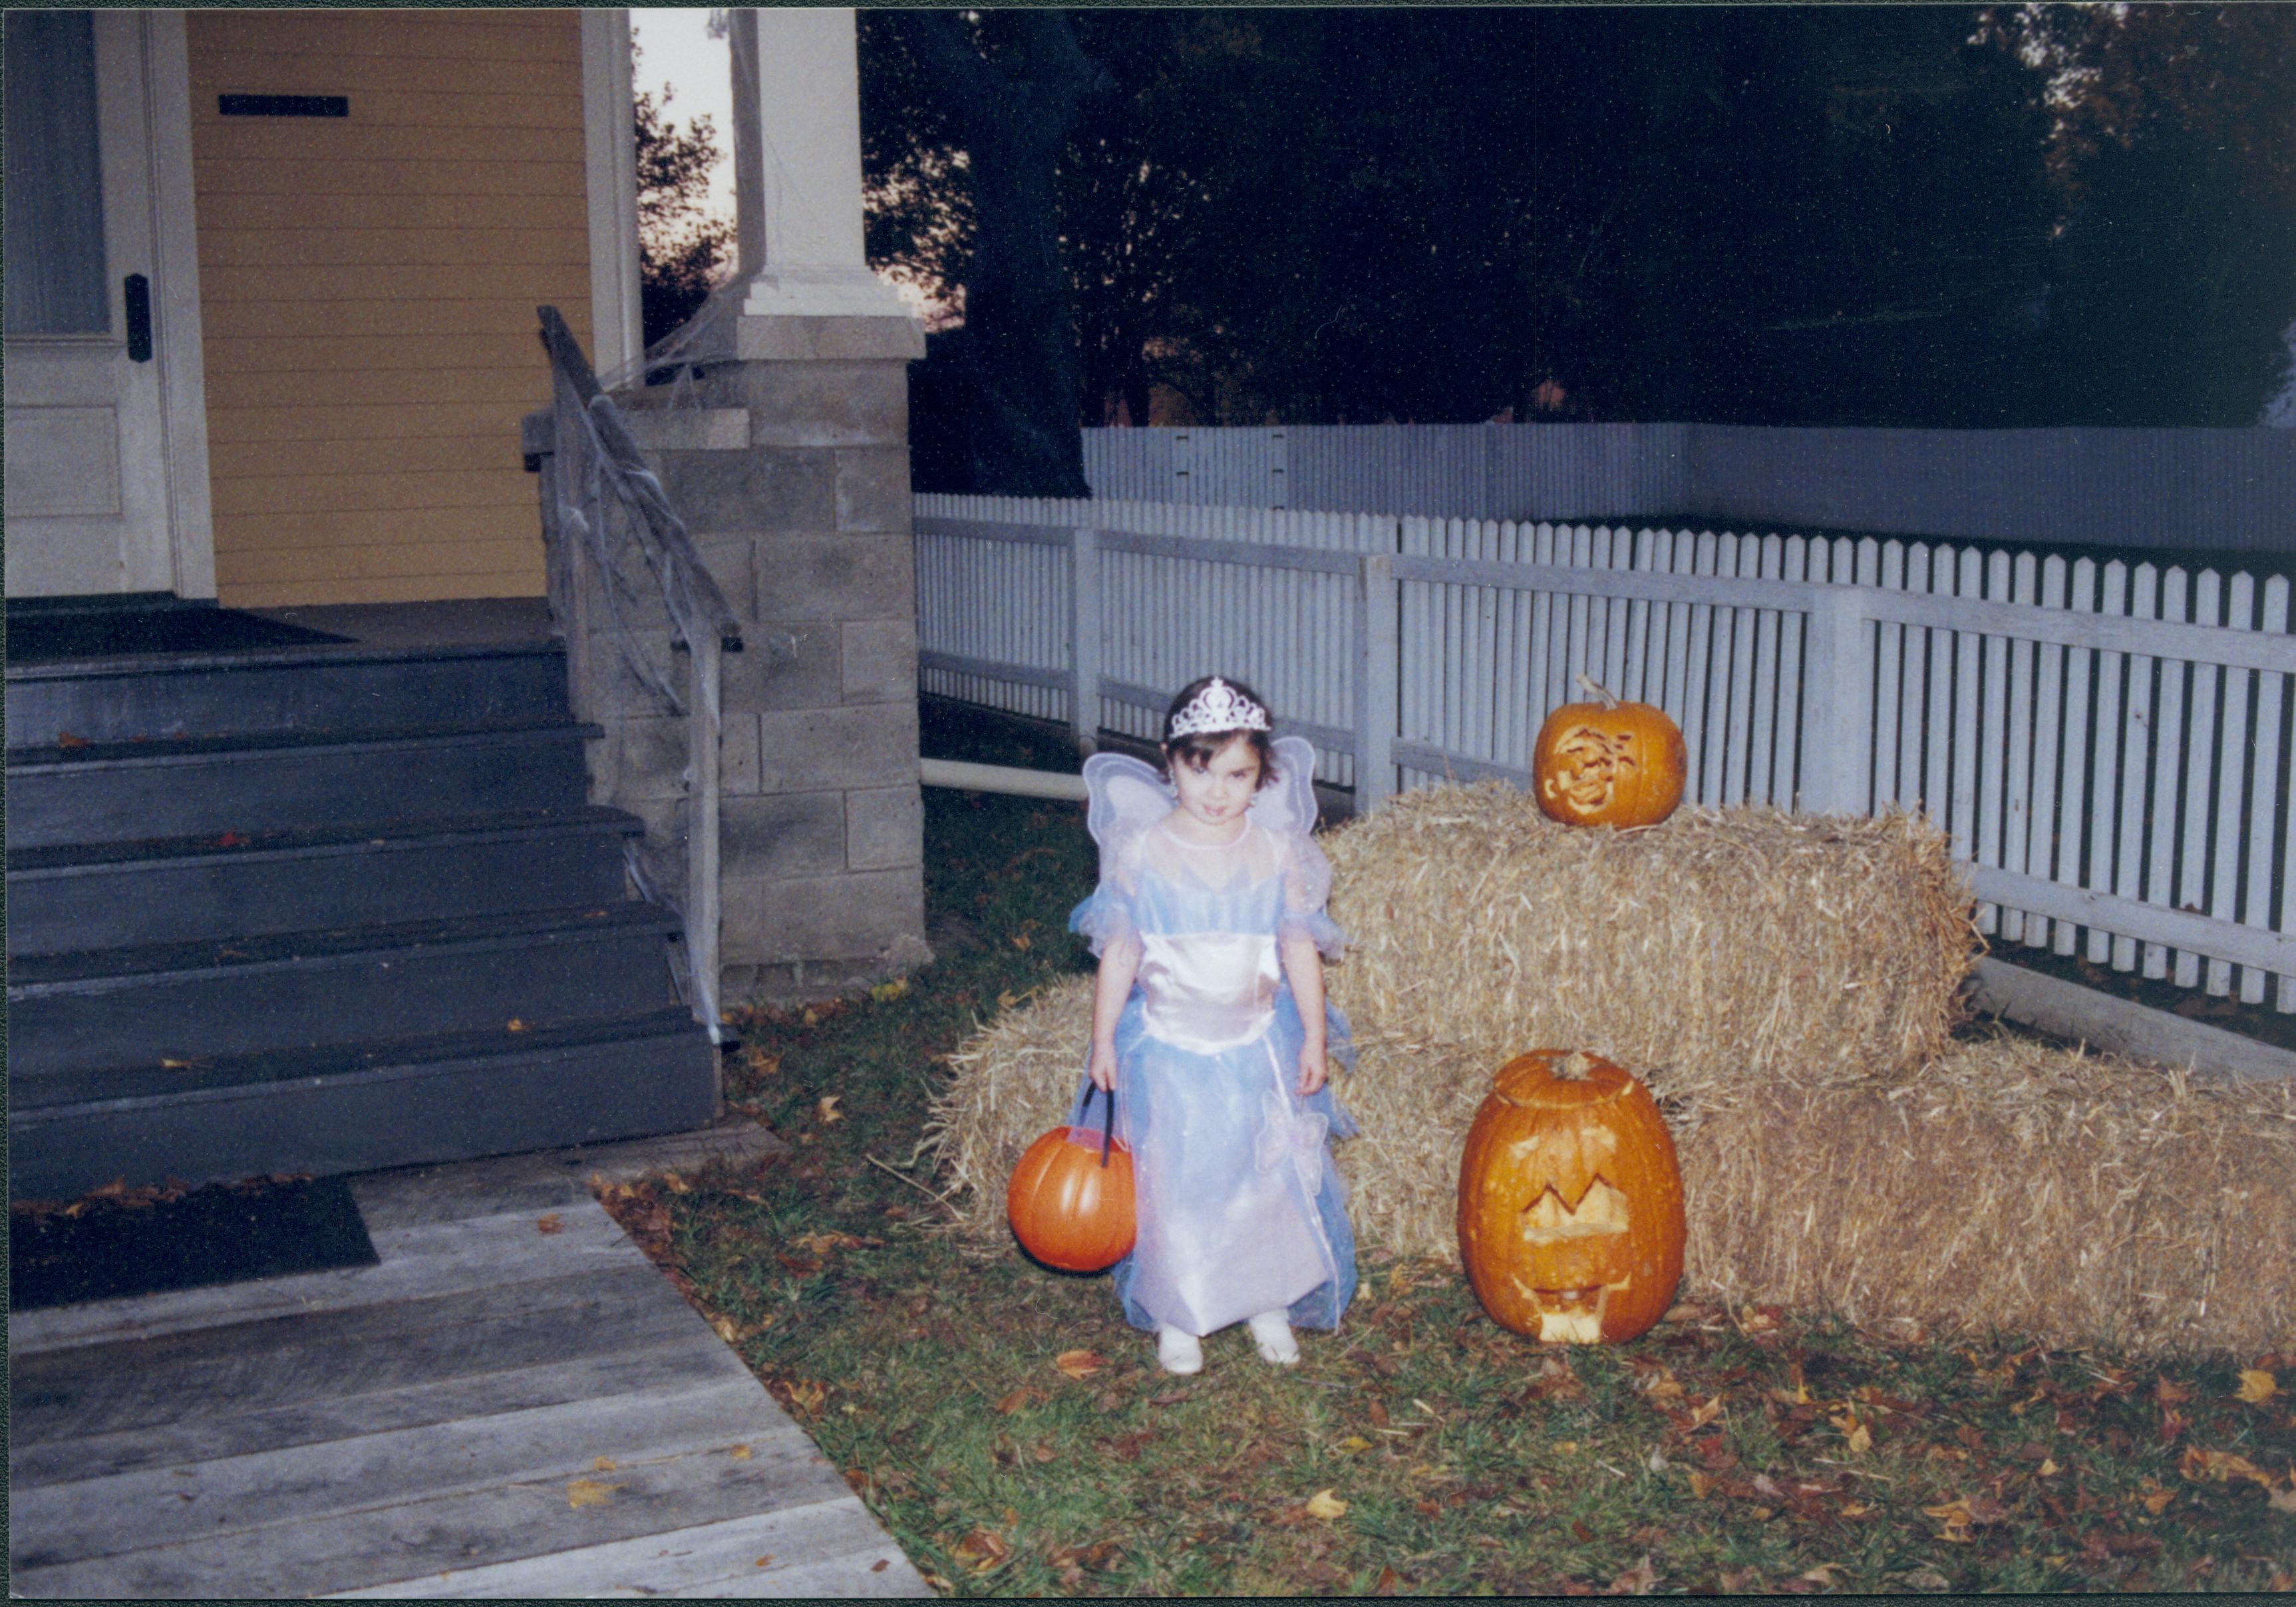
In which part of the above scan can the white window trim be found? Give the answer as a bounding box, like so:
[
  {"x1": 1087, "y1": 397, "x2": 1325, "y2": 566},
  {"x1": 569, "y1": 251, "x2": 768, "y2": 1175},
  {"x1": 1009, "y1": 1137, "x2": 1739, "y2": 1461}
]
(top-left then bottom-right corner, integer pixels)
[{"x1": 147, "y1": 10, "x2": 216, "y2": 599}]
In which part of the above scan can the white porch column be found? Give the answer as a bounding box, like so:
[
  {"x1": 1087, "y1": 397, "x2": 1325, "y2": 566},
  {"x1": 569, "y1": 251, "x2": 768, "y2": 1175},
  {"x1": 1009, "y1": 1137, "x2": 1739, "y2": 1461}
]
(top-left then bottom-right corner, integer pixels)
[{"x1": 728, "y1": 7, "x2": 909, "y2": 319}]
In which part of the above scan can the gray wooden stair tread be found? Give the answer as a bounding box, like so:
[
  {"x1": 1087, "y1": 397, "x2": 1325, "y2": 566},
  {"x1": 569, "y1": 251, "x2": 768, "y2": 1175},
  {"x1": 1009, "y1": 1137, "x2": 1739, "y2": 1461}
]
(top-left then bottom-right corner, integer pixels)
[
  {"x1": 5, "y1": 804, "x2": 639, "y2": 877},
  {"x1": 4, "y1": 1149, "x2": 924, "y2": 1599}
]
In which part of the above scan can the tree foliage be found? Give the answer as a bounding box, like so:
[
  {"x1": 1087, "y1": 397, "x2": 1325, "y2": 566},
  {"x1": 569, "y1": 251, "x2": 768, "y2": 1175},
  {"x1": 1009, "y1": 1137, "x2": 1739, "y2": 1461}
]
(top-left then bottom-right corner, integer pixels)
[
  {"x1": 862, "y1": 6, "x2": 2294, "y2": 438},
  {"x1": 633, "y1": 45, "x2": 733, "y2": 355}
]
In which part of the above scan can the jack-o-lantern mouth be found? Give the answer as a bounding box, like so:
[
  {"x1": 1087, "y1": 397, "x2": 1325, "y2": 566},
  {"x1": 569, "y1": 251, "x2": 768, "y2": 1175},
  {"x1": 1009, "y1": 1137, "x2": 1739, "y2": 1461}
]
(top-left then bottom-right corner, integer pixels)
[
  {"x1": 1510, "y1": 1282, "x2": 1627, "y2": 1344},
  {"x1": 1540, "y1": 727, "x2": 1641, "y2": 813}
]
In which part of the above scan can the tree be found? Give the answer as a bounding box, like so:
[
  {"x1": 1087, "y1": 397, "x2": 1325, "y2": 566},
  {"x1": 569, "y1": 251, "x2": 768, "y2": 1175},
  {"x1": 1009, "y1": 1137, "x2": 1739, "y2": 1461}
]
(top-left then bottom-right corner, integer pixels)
[
  {"x1": 632, "y1": 45, "x2": 733, "y2": 355},
  {"x1": 874, "y1": 11, "x2": 1107, "y2": 495}
]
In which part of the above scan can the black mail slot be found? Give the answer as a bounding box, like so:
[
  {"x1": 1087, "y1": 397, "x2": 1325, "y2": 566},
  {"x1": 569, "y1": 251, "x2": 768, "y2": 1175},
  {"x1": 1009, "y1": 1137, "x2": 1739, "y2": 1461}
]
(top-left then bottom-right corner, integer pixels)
[{"x1": 219, "y1": 94, "x2": 348, "y2": 118}]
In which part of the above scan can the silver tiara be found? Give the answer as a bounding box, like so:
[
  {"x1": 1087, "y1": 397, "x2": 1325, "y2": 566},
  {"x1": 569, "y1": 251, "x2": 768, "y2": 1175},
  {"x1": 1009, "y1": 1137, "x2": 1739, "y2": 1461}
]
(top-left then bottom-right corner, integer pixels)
[{"x1": 1168, "y1": 677, "x2": 1270, "y2": 739}]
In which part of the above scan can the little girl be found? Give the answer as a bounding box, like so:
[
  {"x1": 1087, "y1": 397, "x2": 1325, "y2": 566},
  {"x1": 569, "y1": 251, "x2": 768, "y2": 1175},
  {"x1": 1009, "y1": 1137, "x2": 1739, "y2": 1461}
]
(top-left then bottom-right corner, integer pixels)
[{"x1": 1066, "y1": 676, "x2": 1358, "y2": 1375}]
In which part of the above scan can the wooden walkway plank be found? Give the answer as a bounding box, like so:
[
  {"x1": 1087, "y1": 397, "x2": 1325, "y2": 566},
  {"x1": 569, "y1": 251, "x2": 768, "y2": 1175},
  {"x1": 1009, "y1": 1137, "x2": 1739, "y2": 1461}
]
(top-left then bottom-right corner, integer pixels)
[
  {"x1": 11, "y1": 1262, "x2": 690, "y2": 1446},
  {"x1": 327, "y1": 1498, "x2": 926, "y2": 1598},
  {"x1": 10, "y1": 1333, "x2": 750, "y2": 1489},
  {"x1": 13, "y1": 1199, "x2": 639, "y2": 1355},
  {"x1": 10, "y1": 1374, "x2": 792, "y2": 1564},
  {"x1": 9, "y1": 1415, "x2": 856, "y2": 1599}
]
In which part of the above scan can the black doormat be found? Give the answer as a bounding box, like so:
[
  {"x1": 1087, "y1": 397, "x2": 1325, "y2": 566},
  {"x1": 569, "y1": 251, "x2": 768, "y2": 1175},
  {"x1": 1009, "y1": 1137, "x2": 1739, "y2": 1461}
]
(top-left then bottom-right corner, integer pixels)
[
  {"x1": 5, "y1": 605, "x2": 351, "y2": 662},
  {"x1": 9, "y1": 1175, "x2": 380, "y2": 1311}
]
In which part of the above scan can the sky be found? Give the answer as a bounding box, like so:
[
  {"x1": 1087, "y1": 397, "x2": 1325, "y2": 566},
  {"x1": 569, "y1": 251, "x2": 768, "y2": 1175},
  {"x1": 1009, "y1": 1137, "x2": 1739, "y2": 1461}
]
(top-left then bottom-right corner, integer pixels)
[{"x1": 627, "y1": 9, "x2": 738, "y2": 228}]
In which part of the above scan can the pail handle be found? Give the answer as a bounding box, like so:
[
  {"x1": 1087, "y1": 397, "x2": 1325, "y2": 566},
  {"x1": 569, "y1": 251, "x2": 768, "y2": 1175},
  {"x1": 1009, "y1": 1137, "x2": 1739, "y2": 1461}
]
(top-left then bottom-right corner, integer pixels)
[{"x1": 1081, "y1": 1082, "x2": 1116, "y2": 1167}]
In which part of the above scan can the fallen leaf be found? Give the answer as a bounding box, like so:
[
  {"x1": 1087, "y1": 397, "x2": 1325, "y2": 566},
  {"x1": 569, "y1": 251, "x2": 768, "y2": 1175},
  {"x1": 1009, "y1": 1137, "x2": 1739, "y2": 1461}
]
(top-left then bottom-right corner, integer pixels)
[
  {"x1": 592, "y1": 1456, "x2": 618, "y2": 1472},
  {"x1": 1688, "y1": 1471, "x2": 1715, "y2": 1499},
  {"x1": 2235, "y1": 1370, "x2": 2277, "y2": 1405},
  {"x1": 870, "y1": 978, "x2": 908, "y2": 1002},
  {"x1": 215, "y1": 831, "x2": 248, "y2": 848},
  {"x1": 1305, "y1": 1489, "x2": 1349, "y2": 1521},
  {"x1": 817, "y1": 1096, "x2": 843, "y2": 1125},
  {"x1": 1055, "y1": 1348, "x2": 1103, "y2": 1380},
  {"x1": 160, "y1": 1058, "x2": 193, "y2": 1070},
  {"x1": 56, "y1": 731, "x2": 90, "y2": 748},
  {"x1": 995, "y1": 1386, "x2": 1037, "y2": 1414},
  {"x1": 1838, "y1": 1501, "x2": 1872, "y2": 1518},
  {"x1": 506, "y1": 1018, "x2": 530, "y2": 1033},
  {"x1": 1688, "y1": 1395, "x2": 1726, "y2": 1430},
  {"x1": 566, "y1": 1477, "x2": 620, "y2": 1509},
  {"x1": 730, "y1": 1444, "x2": 752, "y2": 1460},
  {"x1": 2140, "y1": 1488, "x2": 2174, "y2": 1515},
  {"x1": 2038, "y1": 1457, "x2": 2062, "y2": 1476},
  {"x1": 536, "y1": 1213, "x2": 564, "y2": 1235},
  {"x1": 1010, "y1": 933, "x2": 1032, "y2": 950},
  {"x1": 661, "y1": 1171, "x2": 691, "y2": 1195},
  {"x1": 2270, "y1": 1487, "x2": 2296, "y2": 1515},
  {"x1": 952, "y1": 1528, "x2": 1013, "y2": 1573},
  {"x1": 2179, "y1": 1447, "x2": 2275, "y2": 1489},
  {"x1": 2155, "y1": 1378, "x2": 2195, "y2": 1405},
  {"x1": 753, "y1": 1554, "x2": 774, "y2": 1568},
  {"x1": 1608, "y1": 1554, "x2": 1659, "y2": 1594},
  {"x1": 1336, "y1": 1435, "x2": 1372, "y2": 1453}
]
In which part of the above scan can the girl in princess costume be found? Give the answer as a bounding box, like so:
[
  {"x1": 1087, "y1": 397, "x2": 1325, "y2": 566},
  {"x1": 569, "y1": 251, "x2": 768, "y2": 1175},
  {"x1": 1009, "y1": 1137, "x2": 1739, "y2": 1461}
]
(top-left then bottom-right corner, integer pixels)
[{"x1": 1067, "y1": 676, "x2": 1359, "y2": 1375}]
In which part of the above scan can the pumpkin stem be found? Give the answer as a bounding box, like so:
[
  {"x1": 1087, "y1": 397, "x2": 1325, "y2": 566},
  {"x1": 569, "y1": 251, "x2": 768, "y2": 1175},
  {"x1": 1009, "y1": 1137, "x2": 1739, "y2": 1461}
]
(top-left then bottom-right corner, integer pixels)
[
  {"x1": 1573, "y1": 672, "x2": 1621, "y2": 709},
  {"x1": 1558, "y1": 1050, "x2": 1599, "y2": 1081}
]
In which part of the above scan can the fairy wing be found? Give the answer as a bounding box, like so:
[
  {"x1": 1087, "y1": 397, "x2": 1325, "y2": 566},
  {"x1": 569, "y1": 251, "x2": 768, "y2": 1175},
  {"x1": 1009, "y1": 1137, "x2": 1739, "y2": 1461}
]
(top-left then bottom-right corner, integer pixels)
[
  {"x1": 1248, "y1": 735, "x2": 1321, "y2": 837},
  {"x1": 1082, "y1": 751, "x2": 1172, "y2": 851}
]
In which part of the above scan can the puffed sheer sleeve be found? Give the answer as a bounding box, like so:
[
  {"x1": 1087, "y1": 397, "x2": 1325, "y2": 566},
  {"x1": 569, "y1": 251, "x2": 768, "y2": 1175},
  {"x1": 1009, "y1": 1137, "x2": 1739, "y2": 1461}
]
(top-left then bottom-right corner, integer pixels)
[
  {"x1": 1066, "y1": 752, "x2": 1168, "y2": 957},
  {"x1": 1276, "y1": 826, "x2": 1345, "y2": 958}
]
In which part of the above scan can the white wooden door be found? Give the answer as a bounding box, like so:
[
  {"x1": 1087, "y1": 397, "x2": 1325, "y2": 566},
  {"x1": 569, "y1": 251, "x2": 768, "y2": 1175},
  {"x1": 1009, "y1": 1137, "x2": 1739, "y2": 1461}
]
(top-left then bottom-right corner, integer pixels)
[{"x1": 4, "y1": 11, "x2": 212, "y2": 600}]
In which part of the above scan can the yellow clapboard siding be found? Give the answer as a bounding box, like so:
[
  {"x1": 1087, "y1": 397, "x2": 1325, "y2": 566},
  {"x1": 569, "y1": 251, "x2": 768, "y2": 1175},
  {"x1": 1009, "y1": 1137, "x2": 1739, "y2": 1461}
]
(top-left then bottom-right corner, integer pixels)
[
  {"x1": 208, "y1": 402, "x2": 543, "y2": 445},
  {"x1": 201, "y1": 263, "x2": 594, "y2": 306},
  {"x1": 208, "y1": 431, "x2": 528, "y2": 481},
  {"x1": 192, "y1": 121, "x2": 581, "y2": 167},
  {"x1": 196, "y1": 191, "x2": 588, "y2": 235},
  {"x1": 191, "y1": 88, "x2": 581, "y2": 134},
  {"x1": 192, "y1": 9, "x2": 589, "y2": 606},
  {"x1": 227, "y1": 569, "x2": 546, "y2": 607},
  {"x1": 203, "y1": 299, "x2": 582, "y2": 341},
  {"x1": 195, "y1": 157, "x2": 585, "y2": 200},
  {"x1": 212, "y1": 469, "x2": 536, "y2": 519},
  {"x1": 216, "y1": 505, "x2": 546, "y2": 555},
  {"x1": 190, "y1": 48, "x2": 579, "y2": 100},
  {"x1": 204, "y1": 368, "x2": 554, "y2": 410},
  {"x1": 198, "y1": 229, "x2": 585, "y2": 270},
  {"x1": 219, "y1": 534, "x2": 541, "y2": 582},
  {"x1": 205, "y1": 335, "x2": 546, "y2": 376},
  {"x1": 192, "y1": 11, "x2": 574, "y2": 64}
]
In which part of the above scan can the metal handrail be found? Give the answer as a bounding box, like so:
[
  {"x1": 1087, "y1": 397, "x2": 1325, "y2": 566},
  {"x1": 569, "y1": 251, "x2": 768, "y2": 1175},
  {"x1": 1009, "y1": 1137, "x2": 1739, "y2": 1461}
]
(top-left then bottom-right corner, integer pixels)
[{"x1": 534, "y1": 305, "x2": 742, "y2": 1045}]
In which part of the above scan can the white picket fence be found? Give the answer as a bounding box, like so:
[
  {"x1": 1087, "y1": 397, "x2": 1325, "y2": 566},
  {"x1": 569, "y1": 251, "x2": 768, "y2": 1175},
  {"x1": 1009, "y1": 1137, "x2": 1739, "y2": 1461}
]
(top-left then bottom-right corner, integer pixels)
[
  {"x1": 915, "y1": 494, "x2": 2296, "y2": 1012},
  {"x1": 1078, "y1": 424, "x2": 2296, "y2": 554}
]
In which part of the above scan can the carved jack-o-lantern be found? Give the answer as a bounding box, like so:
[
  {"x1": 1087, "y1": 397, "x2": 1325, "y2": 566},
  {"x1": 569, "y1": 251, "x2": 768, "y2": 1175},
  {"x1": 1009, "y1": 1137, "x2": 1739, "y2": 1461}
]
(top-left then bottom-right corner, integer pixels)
[
  {"x1": 1456, "y1": 1049, "x2": 1685, "y2": 1344},
  {"x1": 1532, "y1": 676, "x2": 1687, "y2": 829}
]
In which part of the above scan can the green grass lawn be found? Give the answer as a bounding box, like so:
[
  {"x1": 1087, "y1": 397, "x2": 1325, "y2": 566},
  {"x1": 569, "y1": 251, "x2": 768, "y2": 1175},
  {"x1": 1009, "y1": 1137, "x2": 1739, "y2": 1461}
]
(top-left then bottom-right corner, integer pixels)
[{"x1": 600, "y1": 706, "x2": 2296, "y2": 1596}]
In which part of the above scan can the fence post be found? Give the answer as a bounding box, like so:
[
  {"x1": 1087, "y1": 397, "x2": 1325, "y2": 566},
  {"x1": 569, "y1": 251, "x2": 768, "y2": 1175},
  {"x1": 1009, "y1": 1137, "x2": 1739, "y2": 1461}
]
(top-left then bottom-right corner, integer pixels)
[
  {"x1": 1070, "y1": 524, "x2": 1101, "y2": 756},
  {"x1": 1798, "y1": 585, "x2": 1872, "y2": 815},
  {"x1": 1357, "y1": 551, "x2": 1398, "y2": 810}
]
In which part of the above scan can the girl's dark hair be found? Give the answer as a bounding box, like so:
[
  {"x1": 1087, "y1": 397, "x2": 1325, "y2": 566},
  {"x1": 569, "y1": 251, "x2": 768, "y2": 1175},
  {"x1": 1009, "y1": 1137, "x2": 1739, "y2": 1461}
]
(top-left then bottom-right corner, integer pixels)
[{"x1": 1161, "y1": 675, "x2": 1277, "y2": 790}]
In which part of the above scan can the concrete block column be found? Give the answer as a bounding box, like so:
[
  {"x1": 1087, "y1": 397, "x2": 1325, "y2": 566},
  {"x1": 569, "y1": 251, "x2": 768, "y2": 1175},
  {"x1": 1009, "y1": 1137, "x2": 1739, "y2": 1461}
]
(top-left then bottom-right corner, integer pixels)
[{"x1": 633, "y1": 311, "x2": 929, "y2": 1004}]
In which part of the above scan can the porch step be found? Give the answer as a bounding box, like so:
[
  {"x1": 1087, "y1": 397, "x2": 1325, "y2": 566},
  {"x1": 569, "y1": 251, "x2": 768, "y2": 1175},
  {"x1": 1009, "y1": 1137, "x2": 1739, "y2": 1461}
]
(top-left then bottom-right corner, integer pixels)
[
  {"x1": 5, "y1": 808, "x2": 636, "y2": 957},
  {"x1": 6, "y1": 906, "x2": 683, "y2": 1078},
  {"x1": 3, "y1": 721, "x2": 597, "y2": 848},
  {"x1": 3, "y1": 641, "x2": 572, "y2": 747},
  {"x1": 7, "y1": 1010, "x2": 717, "y2": 1203}
]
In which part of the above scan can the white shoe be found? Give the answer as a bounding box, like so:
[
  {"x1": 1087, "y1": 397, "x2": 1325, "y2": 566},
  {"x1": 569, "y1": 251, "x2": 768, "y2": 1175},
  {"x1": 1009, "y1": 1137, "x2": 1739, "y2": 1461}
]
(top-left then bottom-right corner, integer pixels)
[
  {"x1": 1156, "y1": 1326, "x2": 1203, "y2": 1375},
  {"x1": 1247, "y1": 1310, "x2": 1300, "y2": 1366}
]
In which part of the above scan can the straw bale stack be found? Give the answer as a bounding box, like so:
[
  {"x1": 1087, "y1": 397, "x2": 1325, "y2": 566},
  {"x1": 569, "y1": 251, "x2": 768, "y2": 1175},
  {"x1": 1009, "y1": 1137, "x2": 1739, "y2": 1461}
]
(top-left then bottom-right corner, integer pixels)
[
  {"x1": 924, "y1": 784, "x2": 2296, "y2": 1352},
  {"x1": 1321, "y1": 783, "x2": 1973, "y2": 1094}
]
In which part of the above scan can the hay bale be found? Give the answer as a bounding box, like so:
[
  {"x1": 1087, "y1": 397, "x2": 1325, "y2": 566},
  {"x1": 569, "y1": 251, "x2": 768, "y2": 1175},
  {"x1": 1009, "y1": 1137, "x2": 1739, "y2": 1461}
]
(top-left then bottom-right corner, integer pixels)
[
  {"x1": 1322, "y1": 783, "x2": 1973, "y2": 1095},
  {"x1": 1676, "y1": 1038, "x2": 2296, "y2": 1354},
  {"x1": 924, "y1": 976, "x2": 1097, "y2": 1248}
]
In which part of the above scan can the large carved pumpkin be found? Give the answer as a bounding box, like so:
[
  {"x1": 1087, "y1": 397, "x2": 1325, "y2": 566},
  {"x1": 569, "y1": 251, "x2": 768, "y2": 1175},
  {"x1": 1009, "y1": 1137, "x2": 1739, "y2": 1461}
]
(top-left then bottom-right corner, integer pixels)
[
  {"x1": 1532, "y1": 676, "x2": 1687, "y2": 828},
  {"x1": 1456, "y1": 1049, "x2": 1685, "y2": 1344},
  {"x1": 1007, "y1": 1110, "x2": 1136, "y2": 1273}
]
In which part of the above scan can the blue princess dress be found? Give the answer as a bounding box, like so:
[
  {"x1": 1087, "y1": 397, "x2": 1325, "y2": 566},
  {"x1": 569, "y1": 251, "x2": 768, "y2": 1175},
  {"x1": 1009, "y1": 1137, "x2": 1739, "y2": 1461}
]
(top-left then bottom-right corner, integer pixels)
[{"x1": 1066, "y1": 736, "x2": 1359, "y2": 1338}]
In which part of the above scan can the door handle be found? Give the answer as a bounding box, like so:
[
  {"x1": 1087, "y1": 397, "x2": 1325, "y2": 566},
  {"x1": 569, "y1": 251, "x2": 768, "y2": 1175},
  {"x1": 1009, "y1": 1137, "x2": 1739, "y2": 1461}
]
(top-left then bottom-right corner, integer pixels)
[{"x1": 124, "y1": 273, "x2": 152, "y2": 362}]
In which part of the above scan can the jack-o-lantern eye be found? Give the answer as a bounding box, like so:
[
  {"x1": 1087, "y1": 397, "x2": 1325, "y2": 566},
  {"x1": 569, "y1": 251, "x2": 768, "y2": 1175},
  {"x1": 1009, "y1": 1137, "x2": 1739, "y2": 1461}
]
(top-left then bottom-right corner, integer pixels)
[{"x1": 1521, "y1": 1177, "x2": 1630, "y2": 1243}]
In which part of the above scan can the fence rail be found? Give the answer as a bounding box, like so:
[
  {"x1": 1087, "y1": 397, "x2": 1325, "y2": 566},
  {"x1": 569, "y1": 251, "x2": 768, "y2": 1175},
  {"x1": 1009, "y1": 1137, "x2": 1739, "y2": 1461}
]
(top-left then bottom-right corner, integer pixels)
[
  {"x1": 916, "y1": 495, "x2": 2296, "y2": 1012},
  {"x1": 1078, "y1": 423, "x2": 2296, "y2": 554}
]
